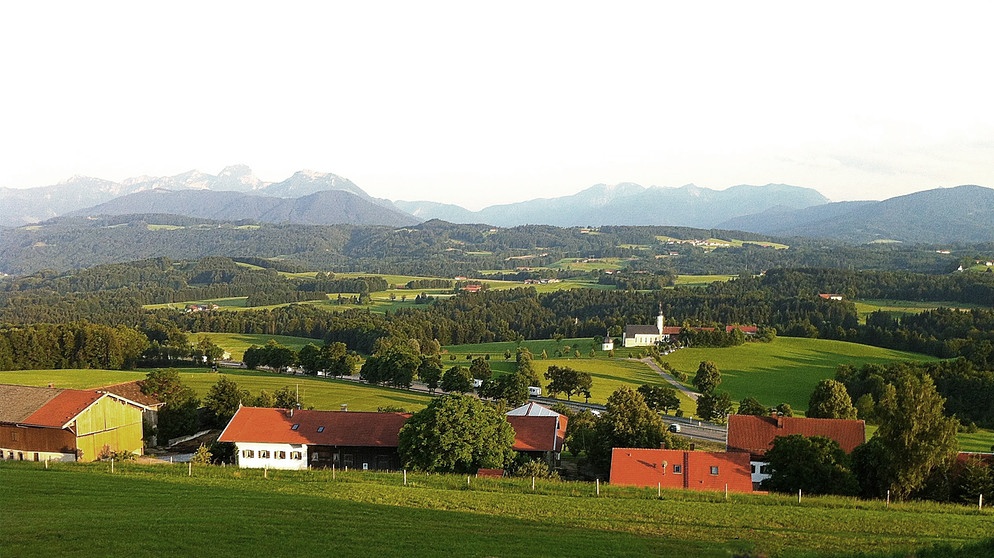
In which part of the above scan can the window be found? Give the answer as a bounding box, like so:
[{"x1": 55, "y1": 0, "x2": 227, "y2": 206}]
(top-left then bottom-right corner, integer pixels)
[
  {"x1": 343, "y1": 454, "x2": 354, "y2": 468},
  {"x1": 34, "y1": 453, "x2": 40, "y2": 462},
  {"x1": 760, "y1": 465, "x2": 771, "y2": 475},
  {"x1": 710, "y1": 466, "x2": 719, "y2": 475},
  {"x1": 290, "y1": 451, "x2": 302, "y2": 460},
  {"x1": 258, "y1": 450, "x2": 270, "y2": 459},
  {"x1": 751, "y1": 464, "x2": 757, "y2": 474},
  {"x1": 10, "y1": 431, "x2": 17, "y2": 441},
  {"x1": 242, "y1": 449, "x2": 255, "y2": 459},
  {"x1": 291, "y1": 424, "x2": 300, "y2": 431},
  {"x1": 276, "y1": 451, "x2": 286, "y2": 459},
  {"x1": 672, "y1": 464, "x2": 682, "y2": 474},
  {"x1": 316, "y1": 426, "x2": 325, "y2": 433}
]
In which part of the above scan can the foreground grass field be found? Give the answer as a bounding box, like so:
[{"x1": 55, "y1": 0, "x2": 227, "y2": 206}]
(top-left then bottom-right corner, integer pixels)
[{"x1": 2, "y1": 461, "x2": 990, "y2": 558}]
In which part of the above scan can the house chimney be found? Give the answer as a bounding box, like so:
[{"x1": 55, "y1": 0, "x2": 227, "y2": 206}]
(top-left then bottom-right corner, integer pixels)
[{"x1": 689, "y1": 443, "x2": 695, "y2": 451}]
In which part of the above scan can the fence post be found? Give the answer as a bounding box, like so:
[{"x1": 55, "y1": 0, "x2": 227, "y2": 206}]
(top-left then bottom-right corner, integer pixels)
[
  {"x1": 532, "y1": 476, "x2": 536, "y2": 491},
  {"x1": 111, "y1": 458, "x2": 114, "y2": 474},
  {"x1": 981, "y1": 493, "x2": 984, "y2": 511},
  {"x1": 797, "y1": 489, "x2": 801, "y2": 504},
  {"x1": 658, "y1": 482, "x2": 661, "y2": 498},
  {"x1": 596, "y1": 478, "x2": 600, "y2": 496},
  {"x1": 404, "y1": 469, "x2": 407, "y2": 486},
  {"x1": 886, "y1": 490, "x2": 890, "y2": 506},
  {"x1": 189, "y1": 461, "x2": 192, "y2": 477},
  {"x1": 725, "y1": 483, "x2": 728, "y2": 501}
]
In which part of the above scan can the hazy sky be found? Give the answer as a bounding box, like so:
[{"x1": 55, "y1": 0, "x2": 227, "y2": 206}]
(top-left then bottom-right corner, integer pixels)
[{"x1": 2, "y1": 2, "x2": 992, "y2": 209}]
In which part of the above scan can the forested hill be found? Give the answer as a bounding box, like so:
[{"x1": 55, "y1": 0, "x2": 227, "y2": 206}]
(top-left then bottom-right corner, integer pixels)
[{"x1": 0, "y1": 215, "x2": 968, "y2": 277}]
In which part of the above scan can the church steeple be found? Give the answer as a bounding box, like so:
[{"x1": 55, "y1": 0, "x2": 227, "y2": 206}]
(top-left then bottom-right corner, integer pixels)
[{"x1": 657, "y1": 304, "x2": 664, "y2": 335}]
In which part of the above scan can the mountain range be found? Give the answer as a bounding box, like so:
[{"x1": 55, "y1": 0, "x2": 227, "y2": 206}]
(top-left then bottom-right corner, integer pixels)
[{"x1": 2, "y1": 166, "x2": 993, "y2": 244}]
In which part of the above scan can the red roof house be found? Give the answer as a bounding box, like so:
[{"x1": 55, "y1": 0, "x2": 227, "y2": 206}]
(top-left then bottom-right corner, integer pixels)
[
  {"x1": 218, "y1": 407, "x2": 411, "y2": 470},
  {"x1": 610, "y1": 448, "x2": 753, "y2": 492},
  {"x1": 726, "y1": 414, "x2": 866, "y2": 460}
]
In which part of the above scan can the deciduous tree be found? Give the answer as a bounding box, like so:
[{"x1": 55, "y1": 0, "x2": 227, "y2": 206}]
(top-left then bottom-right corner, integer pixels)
[
  {"x1": 807, "y1": 379, "x2": 858, "y2": 419},
  {"x1": 398, "y1": 394, "x2": 515, "y2": 473},
  {"x1": 693, "y1": 361, "x2": 722, "y2": 394}
]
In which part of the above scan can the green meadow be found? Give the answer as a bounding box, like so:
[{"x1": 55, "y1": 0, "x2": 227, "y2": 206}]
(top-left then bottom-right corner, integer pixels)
[
  {"x1": 2, "y1": 461, "x2": 991, "y2": 558},
  {"x1": 853, "y1": 299, "x2": 982, "y2": 323},
  {"x1": 0, "y1": 368, "x2": 432, "y2": 413}
]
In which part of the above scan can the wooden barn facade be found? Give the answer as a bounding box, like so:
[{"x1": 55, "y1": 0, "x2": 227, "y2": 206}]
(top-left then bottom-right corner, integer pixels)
[{"x1": 0, "y1": 384, "x2": 150, "y2": 462}]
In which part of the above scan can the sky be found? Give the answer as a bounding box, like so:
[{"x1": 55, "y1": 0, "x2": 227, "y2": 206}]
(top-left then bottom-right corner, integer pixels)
[{"x1": 1, "y1": 2, "x2": 992, "y2": 210}]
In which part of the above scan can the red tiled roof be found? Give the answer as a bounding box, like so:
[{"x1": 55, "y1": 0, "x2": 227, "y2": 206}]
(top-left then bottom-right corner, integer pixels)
[
  {"x1": 610, "y1": 448, "x2": 753, "y2": 492},
  {"x1": 506, "y1": 415, "x2": 566, "y2": 452},
  {"x1": 727, "y1": 414, "x2": 865, "y2": 458},
  {"x1": 218, "y1": 407, "x2": 411, "y2": 447},
  {"x1": 22, "y1": 390, "x2": 104, "y2": 428},
  {"x1": 661, "y1": 326, "x2": 683, "y2": 335}
]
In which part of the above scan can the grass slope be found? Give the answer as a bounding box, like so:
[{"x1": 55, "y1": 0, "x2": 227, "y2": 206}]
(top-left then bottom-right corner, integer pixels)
[{"x1": 2, "y1": 462, "x2": 991, "y2": 558}]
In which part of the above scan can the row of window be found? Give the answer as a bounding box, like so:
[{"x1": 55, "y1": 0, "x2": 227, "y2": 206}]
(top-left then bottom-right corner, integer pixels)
[
  {"x1": 661, "y1": 464, "x2": 721, "y2": 475},
  {"x1": 241, "y1": 449, "x2": 303, "y2": 460},
  {"x1": 290, "y1": 424, "x2": 325, "y2": 433},
  {"x1": 1, "y1": 450, "x2": 38, "y2": 461}
]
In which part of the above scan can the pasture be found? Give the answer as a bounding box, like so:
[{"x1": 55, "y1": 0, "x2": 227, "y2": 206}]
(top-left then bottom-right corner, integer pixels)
[
  {"x1": 2, "y1": 461, "x2": 991, "y2": 558},
  {"x1": 0, "y1": 368, "x2": 432, "y2": 413},
  {"x1": 853, "y1": 299, "x2": 982, "y2": 322}
]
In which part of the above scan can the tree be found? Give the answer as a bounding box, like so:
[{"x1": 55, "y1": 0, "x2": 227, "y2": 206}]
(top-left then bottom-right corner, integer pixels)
[
  {"x1": 516, "y1": 347, "x2": 541, "y2": 386},
  {"x1": 589, "y1": 387, "x2": 677, "y2": 473},
  {"x1": 762, "y1": 434, "x2": 858, "y2": 495},
  {"x1": 273, "y1": 385, "x2": 301, "y2": 409},
  {"x1": 398, "y1": 394, "x2": 516, "y2": 473},
  {"x1": 872, "y1": 374, "x2": 959, "y2": 499},
  {"x1": 193, "y1": 335, "x2": 225, "y2": 365},
  {"x1": 775, "y1": 403, "x2": 794, "y2": 417},
  {"x1": 203, "y1": 376, "x2": 249, "y2": 427},
  {"x1": 544, "y1": 365, "x2": 593, "y2": 401},
  {"x1": 736, "y1": 396, "x2": 769, "y2": 416},
  {"x1": 418, "y1": 355, "x2": 443, "y2": 394},
  {"x1": 807, "y1": 379, "x2": 858, "y2": 419},
  {"x1": 953, "y1": 455, "x2": 994, "y2": 505},
  {"x1": 469, "y1": 356, "x2": 492, "y2": 381},
  {"x1": 441, "y1": 365, "x2": 473, "y2": 393},
  {"x1": 297, "y1": 343, "x2": 322, "y2": 374},
  {"x1": 140, "y1": 369, "x2": 199, "y2": 445},
  {"x1": 692, "y1": 361, "x2": 721, "y2": 394},
  {"x1": 637, "y1": 384, "x2": 681, "y2": 415},
  {"x1": 479, "y1": 372, "x2": 530, "y2": 407},
  {"x1": 696, "y1": 391, "x2": 733, "y2": 423}
]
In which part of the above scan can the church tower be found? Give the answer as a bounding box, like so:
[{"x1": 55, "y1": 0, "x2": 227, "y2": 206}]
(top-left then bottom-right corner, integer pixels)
[{"x1": 656, "y1": 305, "x2": 665, "y2": 335}]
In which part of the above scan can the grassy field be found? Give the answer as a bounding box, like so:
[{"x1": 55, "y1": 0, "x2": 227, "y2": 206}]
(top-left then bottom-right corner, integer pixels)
[
  {"x1": 661, "y1": 337, "x2": 937, "y2": 412},
  {"x1": 853, "y1": 299, "x2": 982, "y2": 322},
  {"x1": 673, "y1": 274, "x2": 738, "y2": 287},
  {"x1": 2, "y1": 461, "x2": 991, "y2": 558},
  {"x1": 195, "y1": 332, "x2": 322, "y2": 361},
  {"x1": 0, "y1": 368, "x2": 432, "y2": 413}
]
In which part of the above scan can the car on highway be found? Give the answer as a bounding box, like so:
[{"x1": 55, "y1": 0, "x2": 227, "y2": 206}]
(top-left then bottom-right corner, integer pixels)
[{"x1": 668, "y1": 423, "x2": 681, "y2": 433}]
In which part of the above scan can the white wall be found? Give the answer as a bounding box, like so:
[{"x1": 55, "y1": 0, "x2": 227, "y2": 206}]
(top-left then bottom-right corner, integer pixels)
[
  {"x1": 0, "y1": 447, "x2": 75, "y2": 462},
  {"x1": 235, "y1": 442, "x2": 308, "y2": 470},
  {"x1": 750, "y1": 460, "x2": 771, "y2": 484}
]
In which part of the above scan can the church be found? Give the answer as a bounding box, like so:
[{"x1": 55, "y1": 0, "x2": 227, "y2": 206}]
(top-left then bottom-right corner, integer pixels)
[{"x1": 623, "y1": 311, "x2": 678, "y2": 347}]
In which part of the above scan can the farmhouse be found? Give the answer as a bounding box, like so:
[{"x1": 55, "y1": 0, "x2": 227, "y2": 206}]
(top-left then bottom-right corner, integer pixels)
[
  {"x1": 218, "y1": 407, "x2": 410, "y2": 471},
  {"x1": 0, "y1": 384, "x2": 150, "y2": 462},
  {"x1": 610, "y1": 448, "x2": 753, "y2": 492},
  {"x1": 220, "y1": 402, "x2": 570, "y2": 471},
  {"x1": 727, "y1": 414, "x2": 865, "y2": 485},
  {"x1": 98, "y1": 381, "x2": 165, "y2": 442}
]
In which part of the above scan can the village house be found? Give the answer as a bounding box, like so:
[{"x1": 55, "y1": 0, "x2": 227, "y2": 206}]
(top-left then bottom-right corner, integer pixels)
[
  {"x1": 726, "y1": 414, "x2": 865, "y2": 486},
  {"x1": 220, "y1": 402, "x2": 568, "y2": 471},
  {"x1": 218, "y1": 407, "x2": 411, "y2": 471},
  {"x1": 0, "y1": 384, "x2": 150, "y2": 462},
  {"x1": 610, "y1": 448, "x2": 753, "y2": 492}
]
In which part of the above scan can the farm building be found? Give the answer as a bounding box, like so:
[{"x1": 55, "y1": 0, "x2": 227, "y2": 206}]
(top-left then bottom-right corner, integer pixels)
[
  {"x1": 726, "y1": 414, "x2": 865, "y2": 485},
  {"x1": 219, "y1": 407, "x2": 411, "y2": 471},
  {"x1": 220, "y1": 402, "x2": 570, "y2": 471},
  {"x1": 610, "y1": 448, "x2": 753, "y2": 493},
  {"x1": 505, "y1": 402, "x2": 568, "y2": 466},
  {"x1": 98, "y1": 381, "x2": 165, "y2": 444},
  {"x1": 0, "y1": 384, "x2": 150, "y2": 462}
]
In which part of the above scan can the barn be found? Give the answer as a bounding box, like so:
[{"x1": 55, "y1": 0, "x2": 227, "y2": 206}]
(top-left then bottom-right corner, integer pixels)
[{"x1": 0, "y1": 384, "x2": 150, "y2": 462}]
